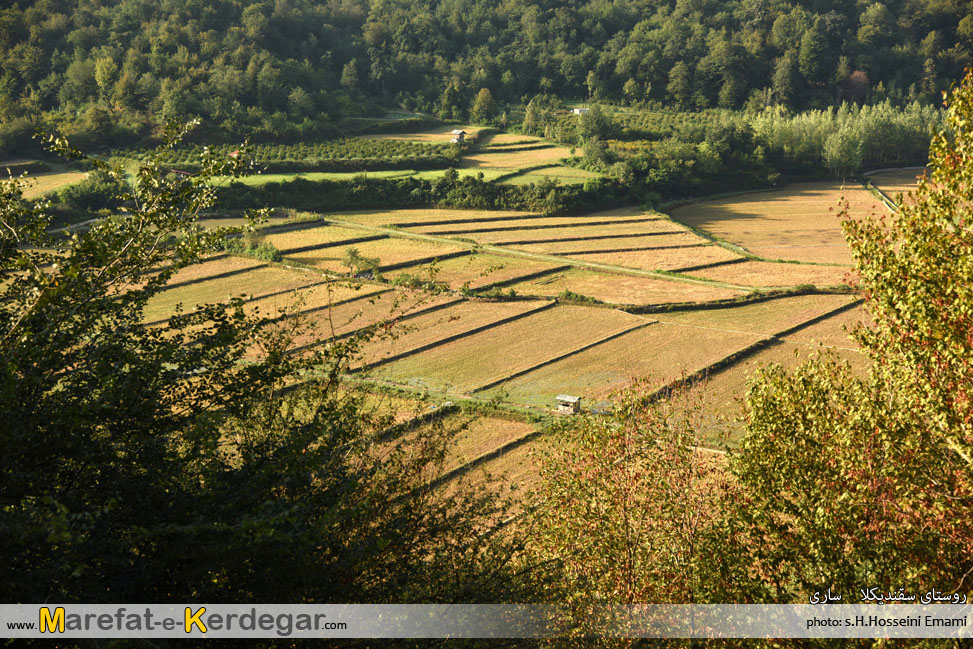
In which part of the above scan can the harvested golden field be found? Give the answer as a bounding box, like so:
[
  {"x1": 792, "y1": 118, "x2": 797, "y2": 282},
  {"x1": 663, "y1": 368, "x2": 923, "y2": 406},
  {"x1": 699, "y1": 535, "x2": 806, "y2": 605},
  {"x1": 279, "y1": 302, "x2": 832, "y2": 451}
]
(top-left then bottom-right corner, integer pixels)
[
  {"x1": 287, "y1": 237, "x2": 468, "y2": 273},
  {"x1": 671, "y1": 182, "x2": 888, "y2": 264},
  {"x1": 442, "y1": 416, "x2": 537, "y2": 474},
  {"x1": 392, "y1": 253, "x2": 565, "y2": 290},
  {"x1": 413, "y1": 213, "x2": 656, "y2": 236},
  {"x1": 868, "y1": 168, "x2": 926, "y2": 205},
  {"x1": 364, "y1": 124, "x2": 484, "y2": 142},
  {"x1": 684, "y1": 260, "x2": 852, "y2": 288},
  {"x1": 781, "y1": 303, "x2": 871, "y2": 349},
  {"x1": 375, "y1": 305, "x2": 646, "y2": 393},
  {"x1": 262, "y1": 223, "x2": 380, "y2": 251},
  {"x1": 459, "y1": 146, "x2": 573, "y2": 170},
  {"x1": 243, "y1": 281, "x2": 390, "y2": 321},
  {"x1": 671, "y1": 339, "x2": 869, "y2": 445},
  {"x1": 654, "y1": 293, "x2": 855, "y2": 337},
  {"x1": 162, "y1": 255, "x2": 266, "y2": 286},
  {"x1": 14, "y1": 170, "x2": 87, "y2": 199},
  {"x1": 506, "y1": 268, "x2": 746, "y2": 305},
  {"x1": 355, "y1": 299, "x2": 552, "y2": 368},
  {"x1": 479, "y1": 219, "x2": 686, "y2": 245},
  {"x1": 481, "y1": 321, "x2": 763, "y2": 408},
  {"x1": 449, "y1": 435, "x2": 552, "y2": 501},
  {"x1": 568, "y1": 245, "x2": 744, "y2": 272},
  {"x1": 511, "y1": 231, "x2": 706, "y2": 255},
  {"x1": 144, "y1": 264, "x2": 321, "y2": 322},
  {"x1": 288, "y1": 290, "x2": 459, "y2": 347},
  {"x1": 327, "y1": 208, "x2": 536, "y2": 228}
]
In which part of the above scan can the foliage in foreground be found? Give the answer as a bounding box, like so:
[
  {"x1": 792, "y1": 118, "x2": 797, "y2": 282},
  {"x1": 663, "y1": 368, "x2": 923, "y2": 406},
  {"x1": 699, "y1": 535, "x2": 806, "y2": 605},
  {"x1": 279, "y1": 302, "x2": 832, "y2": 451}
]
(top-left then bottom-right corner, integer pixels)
[{"x1": 0, "y1": 124, "x2": 537, "y2": 606}]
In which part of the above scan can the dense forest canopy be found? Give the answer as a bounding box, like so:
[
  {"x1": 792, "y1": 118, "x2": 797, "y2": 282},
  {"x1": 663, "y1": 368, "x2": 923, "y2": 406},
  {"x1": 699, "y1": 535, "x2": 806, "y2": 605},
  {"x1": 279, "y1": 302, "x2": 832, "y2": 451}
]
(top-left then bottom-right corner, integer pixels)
[{"x1": 1, "y1": 0, "x2": 970, "y2": 149}]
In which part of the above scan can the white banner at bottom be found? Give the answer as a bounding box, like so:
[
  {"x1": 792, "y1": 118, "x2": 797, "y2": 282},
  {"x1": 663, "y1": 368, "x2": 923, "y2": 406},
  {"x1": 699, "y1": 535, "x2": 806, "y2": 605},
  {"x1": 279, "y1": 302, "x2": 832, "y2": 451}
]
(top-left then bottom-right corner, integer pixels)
[{"x1": 0, "y1": 604, "x2": 970, "y2": 639}]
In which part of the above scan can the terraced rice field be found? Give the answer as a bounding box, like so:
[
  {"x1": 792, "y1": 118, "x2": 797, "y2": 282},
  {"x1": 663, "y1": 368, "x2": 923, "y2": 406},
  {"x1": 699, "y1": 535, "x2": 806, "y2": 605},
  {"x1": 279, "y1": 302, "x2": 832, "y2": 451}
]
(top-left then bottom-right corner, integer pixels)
[
  {"x1": 479, "y1": 219, "x2": 686, "y2": 245},
  {"x1": 162, "y1": 255, "x2": 266, "y2": 286},
  {"x1": 868, "y1": 169, "x2": 925, "y2": 205},
  {"x1": 459, "y1": 146, "x2": 573, "y2": 170},
  {"x1": 374, "y1": 305, "x2": 646, "y2": 393},
  {"x1": 392, "y1": 253, "x2": 565, "y2": 290},
  {"x1": 355, "y1": 299, "x2": 552, "y2": 368},
  {"x1": 327, "y1": 208, "x2": 535, "y2": 228},
  {"x1": 441, "y1": 416, "x2": 538, "y2": 474},
  {"x1": 144, "y1": 263, "x2": 322, "y2": 322},
  {"x1": 671, "y1": 182, "x2": 887, "y2": 264},
  {"x1": 683, "y1": 260, "x2": 852, "y2": 288},
  {"x1": 510, "y1": 231, "x2": 707, "y2": 255},
  {"x1": 261, "y1": 223, "x2": 381, "y2": 251},
  {"x1": 476, "y1": 133, "x2": 545, "y2": 146},
  {"x1": 781, "y1": 304, "x2": 871, "y2": 349},
  {"x1": 287, "y1": 236, "x2": 468, "y2": 273},
  {"x1": 654, "y1": 293, "x2": 856, "y2": 337},
  {"x1": 411, "y1": 213, "x2": 655, "y2": 236},
  {"x1": 505, "y1": 268, "x2": 746, "y2": 305},
  {"x1": 568, "y1": 245, "x2": 744, "y2": 272},
  {"x1": 481, "y1": 321, "x2": 764, "y2": 408},
  {"x1": 241, "y1": 281, "x2": 390, "y2": 322}
]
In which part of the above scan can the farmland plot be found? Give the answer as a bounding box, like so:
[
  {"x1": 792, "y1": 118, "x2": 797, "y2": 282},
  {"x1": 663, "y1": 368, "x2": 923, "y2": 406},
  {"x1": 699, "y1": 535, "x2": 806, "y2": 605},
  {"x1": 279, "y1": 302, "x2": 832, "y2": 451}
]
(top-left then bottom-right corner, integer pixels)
[
  {"x1": 654, "y1": 293, "x2": 856, "y2": 337},
  {"x1": 374, "y1": 305, "x2": 647, "y2": 393},
  {"x1": 355, "y1": 299, "x2": 552, "y2": 368},
  {"x1": 411, "y1": 213, "x2": 657, "y2": 236},
  {"x1": 781, "y1": 304, "x2": 871, "y2": 349},
  {"x1": 287, "y1": 237, "x2": 468, "y2": 273},
  {"x1": 501, "y1": 165, "x2": 600, "y2": 185},
  {"x1": 510, "y1": 231, "x2": 706, "y2": 255},
  {"x1": 505, "y1": 268, "x2": 746, "y2": 305},
  {"x1": 868, "y1": 169, "x2": 925, "y2": 205},
  {"x1": 262, "y1": 223, "x2": 382, "y2": 251},
  {"x1": 568, "y1": 245, "x2": 744, "y2": 272},
  {"x1": 459, "y1": 146, "x2": 573, "y2": 170},
  {"x1": 161, "y1": 255, "x2": 266, "y2": 286},
  {"x1": 327, "y1": 208, "x2": 536, "y2": 228},
  {"x1": 364, "y1": 125, "x2": 484, "y2": 142},
  {"x1": 684, "y1": 260, "x2": 852, "y2": 288},
  {"x1": 392, "y1": 253, "x2": 565, "y2": 290},
  {"x1": 479, "y1": 219, "x2": 687, "y2": 245},
  {"x1": 671, "y1": 182, "x2": 887, "y2": 264},
  {"x1": 144, "y1": 264, "x2": 322, "y2": 323},
  {"x1": 480, "y1": 322, "x2": 764, "y2": 408},
  {"x1": 15, "y1": 170, "x2": 88, "y2": 199}
]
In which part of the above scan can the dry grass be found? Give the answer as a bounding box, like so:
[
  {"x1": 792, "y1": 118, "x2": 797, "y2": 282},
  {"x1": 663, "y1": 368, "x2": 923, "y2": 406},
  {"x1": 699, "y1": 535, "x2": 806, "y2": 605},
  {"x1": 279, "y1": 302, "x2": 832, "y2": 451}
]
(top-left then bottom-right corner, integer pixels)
[
  {"x1": 287, "y1": 237, "x2": 467, "y2": 273},
  {"x1": 459, "y1": 147, "x2": 574, "y2": 170},
  {"x1": 375, "y1": 305, "x2": 646, "y2": 393},
  {"x1": 480, "y1": 321, "x2": 763, "y2": 408},
  {"x1": 327, "y1": 208, "x2": 536, "y2": 227},
  {"x1": 364, "y1": 125, "x2": 484, "y2": 142},
  {"x1": 684, "y1": 260, "x2": 853, "y2": 288},
  {"x1": 391, "y1": 253, "x2": 564, "y2": 290},
  {"x1": 505, "y1": 268, "x2": 746, "y2": 305},
  {"x1": 671, "y1": 182, "x2": 888, "y2": 264},
  {"x1": 241, "y1": 282, "x2": 389, "y2": 324},
  {"x1": 262, "y1": 224, "x2": 378, "y2": 251},
  {"x1": 449, "y1": 435, "x2": 551, "y2": 500},
  {"x1": 654, "y1": 293, "x2": 855, "y2": 337},
  {"x1": 568, "y1": 245, "x2": 744, "y2": 272},
  {"x1": 511, "y1": 232, "x2": 705, "y2": 255},
  {"x1": 355, "y1": 299, "x2": 551, "y2": 368}
]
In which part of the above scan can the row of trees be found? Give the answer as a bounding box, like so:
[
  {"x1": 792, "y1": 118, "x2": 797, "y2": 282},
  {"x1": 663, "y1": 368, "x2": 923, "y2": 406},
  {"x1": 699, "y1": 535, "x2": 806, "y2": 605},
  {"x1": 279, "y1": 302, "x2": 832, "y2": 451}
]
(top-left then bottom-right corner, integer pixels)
[{"x1": 1, "y1": 0, "x2": 971, "y2": 150}]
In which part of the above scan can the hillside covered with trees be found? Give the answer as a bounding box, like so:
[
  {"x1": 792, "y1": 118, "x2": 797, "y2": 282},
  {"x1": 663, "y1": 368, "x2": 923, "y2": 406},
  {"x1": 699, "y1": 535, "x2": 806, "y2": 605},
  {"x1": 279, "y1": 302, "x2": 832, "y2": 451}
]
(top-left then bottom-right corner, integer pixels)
[{"x1": 1, "y1": 0, "x2": 971, "y2": 150}]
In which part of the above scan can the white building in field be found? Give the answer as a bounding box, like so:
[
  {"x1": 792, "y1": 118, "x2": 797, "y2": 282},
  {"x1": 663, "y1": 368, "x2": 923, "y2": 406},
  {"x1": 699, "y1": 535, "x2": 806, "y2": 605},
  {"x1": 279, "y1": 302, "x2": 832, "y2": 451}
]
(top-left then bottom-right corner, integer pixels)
[
  {"x1": 556, "y1": 394, "x2": 581, "y2": 414},
  {"x1": 449, "y1": 129, "x2": 467, "y2": 143},
  {"x1": 572, "y1": 107, "x2": 590, "y2": 115}
]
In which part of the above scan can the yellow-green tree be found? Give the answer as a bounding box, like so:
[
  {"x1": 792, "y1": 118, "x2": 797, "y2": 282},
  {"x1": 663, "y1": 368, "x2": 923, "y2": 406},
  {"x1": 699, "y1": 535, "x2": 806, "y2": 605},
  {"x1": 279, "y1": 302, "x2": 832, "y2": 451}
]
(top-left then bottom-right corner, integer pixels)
[{"x1": 733, "y1": 71, "x2": 973, "y2": 599}]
